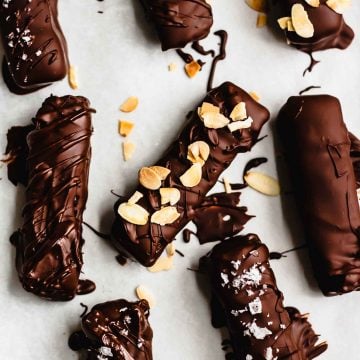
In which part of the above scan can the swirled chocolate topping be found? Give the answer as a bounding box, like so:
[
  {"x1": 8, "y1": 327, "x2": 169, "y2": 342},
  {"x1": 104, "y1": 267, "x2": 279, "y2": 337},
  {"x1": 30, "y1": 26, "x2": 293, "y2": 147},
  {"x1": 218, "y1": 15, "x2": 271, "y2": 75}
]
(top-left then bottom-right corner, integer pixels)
[
  {"x1": 277, "y1": 95, "x2": 360, "y2": 296},
  {"x1": 111, "y1": 82, "x2": 270, "y2": 267},
  {"x1": 139, "y1": 0, "x2": 213, "y2": 50},
  {"x1": 69, "y1": 299, "x2": 153, "y2": 360},
  {"x1": 202, "y1": 234, "x2": 327, "y2": 359},
  {"x1": 8, "y1": 95, "x2": 96, "y2": 301},
  {"x1": 270, "y1": 0, "x2": 354, "y2": 53},
  {"x1": 0, "y1": 0, "x2": 69, "y2": 94}
]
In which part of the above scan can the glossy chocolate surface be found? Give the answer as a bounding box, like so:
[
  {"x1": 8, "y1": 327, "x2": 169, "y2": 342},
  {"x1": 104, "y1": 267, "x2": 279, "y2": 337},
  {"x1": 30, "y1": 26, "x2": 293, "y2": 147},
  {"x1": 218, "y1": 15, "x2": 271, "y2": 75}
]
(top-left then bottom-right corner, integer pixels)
[
  {"x1": 69, "y1": 299, "x2": 153, "y2": 360},
  {"x1": 111, "y1": 82, "x2": 270, "y2": 267},
  {"x1": 139, "y1": 0, "x2": 213, "y2": 50},
  {"x1": 8, "y1": 95, "x2": 95, "y2": 301},
  {"x1": 0, "y1": 0, "x2": 68, "y2": 94},
  {"x1": 278, "y1": 95, "x2": 360, "y2": 295},
  {"x1": 202, "y1": 234, "x2": 327, "y2": 359}
]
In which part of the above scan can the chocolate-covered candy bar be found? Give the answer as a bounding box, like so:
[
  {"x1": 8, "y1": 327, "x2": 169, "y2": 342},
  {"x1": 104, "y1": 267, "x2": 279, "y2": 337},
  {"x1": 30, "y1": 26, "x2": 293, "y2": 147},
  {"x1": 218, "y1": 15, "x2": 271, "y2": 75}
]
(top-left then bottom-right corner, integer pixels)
[
  {"x1": 69, "y1": 299, "x2": 153, "y2": 360},
  {"x1": 0, "y1": 0, "x2": 68, "y2": 94},
  {"x1": 9, "y1": 95, "x2": 95, "y2": 301},
  {"x1": 139, "y1": 0, "x2": 213, "y2": 50},
  {"x1": 111, "y1": 82, "x2": 270, "y2": 267},
  {"x1": 278, "y1": 95, "x2": 360, "y2": 295},
  {"x1": 271, "y1": 0, "x2": 354, "y2": 52},
  {"x1": 202, "y1": 234, "x2": 327, "y2": 359}
]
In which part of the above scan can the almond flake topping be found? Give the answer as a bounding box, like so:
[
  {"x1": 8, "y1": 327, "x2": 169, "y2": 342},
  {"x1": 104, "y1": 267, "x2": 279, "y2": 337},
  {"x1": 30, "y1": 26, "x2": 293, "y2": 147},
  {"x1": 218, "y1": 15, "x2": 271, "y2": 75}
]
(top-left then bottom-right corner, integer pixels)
[
  {"x1": 187, "y1": 141, "x2": 210, "y2": 165},
  {"x1": 151, "y1": 206, "x2": 180, "y2": 226},
  {"x1": 139, "y1": 167, "x2": 162, "y2": 190},
  {"x1": 179, "y1": 163, "x2": 202, "y2": 187},
  {"x1": 160, "y1": 188, "x2": 181, "y2": 206},
  {"x1": 326, "y1": 0, "x2": 351, "y2": 14},
  {"x1": 291, "y1": 4, "x2": 314, "y2": 38},
  {"x1": 118, "y1": 202, "x2": 149, "y2": 225}
]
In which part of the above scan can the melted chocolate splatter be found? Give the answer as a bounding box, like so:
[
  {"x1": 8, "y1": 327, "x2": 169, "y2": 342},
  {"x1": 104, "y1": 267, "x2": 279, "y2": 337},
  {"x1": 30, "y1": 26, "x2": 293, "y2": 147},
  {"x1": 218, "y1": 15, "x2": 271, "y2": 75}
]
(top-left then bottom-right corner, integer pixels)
[
  {"x1": 83, "y1": 221, "x2": 111, "y2": 240},
  {"x1": 192, "y1": 41, "x2": 215, "y2": 57},
  {"x1": 80, "y1": 303, "x2": 89, "y2": 318},
  {"x1": 175, "y1": 249, "x2": 185, "y2": 257},
  {"x1": 299, "y1": 85, "x2": 321, "y2": 96},
  {"x1": 303, "y1": 52, "x2": 320, "y2": 76}
]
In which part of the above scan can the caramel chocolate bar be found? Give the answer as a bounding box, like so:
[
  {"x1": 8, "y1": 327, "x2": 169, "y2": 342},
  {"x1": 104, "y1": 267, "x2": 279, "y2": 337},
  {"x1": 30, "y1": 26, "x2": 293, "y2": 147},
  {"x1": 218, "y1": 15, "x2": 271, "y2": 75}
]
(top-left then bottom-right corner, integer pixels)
[
  {"x1": 139, "y1": 0, "x2": 213, "y2": 50},
  {"x1": 0, "y1": 0, "x2": 69, "y2": 94},
  {"x1": 202, "y1": 234, "x2": 327, "y2": 359},
  {"x1": 8, "y1": 95, "x2": 95, "y2": 301},
  {"x1": 111, "y1": 82, "x2": 269, "y2": 267},
  {"x1": 278, "y1": 95, "x2": 360, "y2": 295}
]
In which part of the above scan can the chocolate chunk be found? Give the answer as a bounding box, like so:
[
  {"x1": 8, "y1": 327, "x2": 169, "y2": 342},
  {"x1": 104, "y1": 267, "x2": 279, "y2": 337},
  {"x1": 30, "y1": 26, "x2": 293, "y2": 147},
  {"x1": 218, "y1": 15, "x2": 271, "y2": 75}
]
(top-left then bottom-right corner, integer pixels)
[
  {"x1": 270, "y1": 0, "x2": 354, "y2": 53},
  {"x1": 277, "y1": 95, "x2": 360, "y2": 295},
  {"x1": 139, "y1": 0, "x2": 213, "y2": 50},
  {"x1": 69, "y1": 299, "x2": 153, "y2": 360},
  {"x1": 202, "y1": 234, "x2": 327, "y2": 359},
  {"x1": 0, "y1": 0, "x2": 69, "y2": 94},
  {"x1": 111, "y1": 82, "x2": 270, "y2": 267},
  {"x1": 8, "y1": 95, "x2": 96, "y2": 301}
]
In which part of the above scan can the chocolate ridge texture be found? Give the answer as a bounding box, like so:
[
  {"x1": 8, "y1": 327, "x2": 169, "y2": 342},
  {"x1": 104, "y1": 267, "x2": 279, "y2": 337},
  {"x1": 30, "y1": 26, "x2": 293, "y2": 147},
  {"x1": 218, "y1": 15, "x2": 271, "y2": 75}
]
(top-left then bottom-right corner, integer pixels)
[
  {"x1": 139, "y1": 0, "x2": 213, "y2": 50},
  {"x1": 8, "y1": 95, "x2": 95, "y2": 301},
  {"x1": 202, "y1": 234, "x2": 327, "y2": 359},
  {"x1": 111, "y1": 81, "x2": 270, "y2": 267},
  {"x1": 277, "y1": 95, "x2": 360, "y2": 296},
  {"x1": 0, "y1": 0, "x2": 69, "y2": 94}
]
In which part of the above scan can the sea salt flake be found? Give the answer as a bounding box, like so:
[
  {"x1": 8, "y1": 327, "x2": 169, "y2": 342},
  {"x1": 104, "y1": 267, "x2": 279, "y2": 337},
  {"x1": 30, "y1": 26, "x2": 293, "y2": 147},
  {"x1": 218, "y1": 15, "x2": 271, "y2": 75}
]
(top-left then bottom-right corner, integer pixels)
[
  {"x1": 246, "y1": 355, "x2": 253, "y2": 360},
  {"x1": 231, "y1": 260, "x2": 241, "y2": 270},
  {"x1": 248, "y1": 297, "x2": 262, "y2": 315},
  {"x1": 221, "y1": 272, "x2": 229, "y2": 287},
  {"x1": 124, "y1": 315, "x2": 131, "y2": 324},
  {"x1": 245, "y1": 320, "x2": 272, "y2": 340},
  {"x1": 35, "y1": 50, "x2": 42, "y2": 56},
  {"x1": 265, "y1": 347, "x2": 277, "y2": 360},
  {"x1": 97, "y1": 346, "x2": 113, "y2": 359}
]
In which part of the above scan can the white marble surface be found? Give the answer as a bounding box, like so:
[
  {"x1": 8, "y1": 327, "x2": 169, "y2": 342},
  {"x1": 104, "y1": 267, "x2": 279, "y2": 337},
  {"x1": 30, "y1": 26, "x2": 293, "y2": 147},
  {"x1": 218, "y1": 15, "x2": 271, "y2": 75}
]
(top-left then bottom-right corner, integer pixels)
[{"x1": 0, "y1": 1, "x2": 359, "y2": 359}]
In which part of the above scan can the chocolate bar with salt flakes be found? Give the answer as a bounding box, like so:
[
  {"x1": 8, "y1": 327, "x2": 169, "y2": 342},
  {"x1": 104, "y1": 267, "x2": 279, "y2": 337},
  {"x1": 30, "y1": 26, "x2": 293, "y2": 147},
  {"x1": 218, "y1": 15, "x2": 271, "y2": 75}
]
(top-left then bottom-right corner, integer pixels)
[
  {"x1": 111, "y1": 82, "x2": 270, "y2": 267},
  {"x1": 202, "y1": 234, "x2": 327, "y2": 359}
]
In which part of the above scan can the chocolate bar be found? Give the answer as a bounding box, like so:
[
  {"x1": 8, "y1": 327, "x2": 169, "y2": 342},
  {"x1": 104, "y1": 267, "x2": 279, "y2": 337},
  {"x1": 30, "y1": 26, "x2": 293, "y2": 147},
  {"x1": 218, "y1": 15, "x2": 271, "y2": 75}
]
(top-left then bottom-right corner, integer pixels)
[
  {"x1": 139, "y1": 0, "x2": 213, "y2": 50},
  {"x1": 69, "y1": 299, "x2": 153, "y2": 360},
  {"x1": 277, "y1": 95, "x2": 360, "y2": 295},
  {"x1": 202, "y1": 234, "x2": 327, "y2": 359},
  {"x1": 270, "y1": 0, "x2": 354, "y2": 53},
  {"x1": 8, "y1": 95, "x2": 95, "y2": 301},
  {"x1": 111, "y1": 82, "x2": 270, "y2": 266},
  {"x1": 0, "y1": 0, "x2": 69, "y2": 94}
]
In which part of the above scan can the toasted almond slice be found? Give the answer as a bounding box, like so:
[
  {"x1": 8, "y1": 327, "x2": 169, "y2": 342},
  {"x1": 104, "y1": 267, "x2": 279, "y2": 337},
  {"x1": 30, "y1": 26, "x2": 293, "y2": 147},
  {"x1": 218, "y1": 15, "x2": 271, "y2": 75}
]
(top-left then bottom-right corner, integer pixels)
[
  {"x1": 148, "y1": 255, "x2": 174, "y2": 273},
  {"x1": 228, "y1": 117, "x2": 253, "y2": 132},
  {"x1": 223, "y1": 177, "x2": 232, "y2": 194},
  {"x1": 185, "y1": 60, "x2": 201, "y2": 78},
  {"x1": 139, "y1": 167, "x2": 162, "y2": 190},
  {"x1": 166, "y1": 242, "x2": 176, "y2": 256},
  {"x1": 198, "y1": 102, "x2": 220, "y2": 117},
  {"x1": 230, "y1": 102, "x2": 247, "y2": 121},
  {"x1": 245, "y1": 0, "x2": 267, "y2": 12},
  {"x1": 326, "y1": 0, "x2": 351, "y2": 14},
  {"x1": 118, "y1": 203, "x2": 149, "y2": 225},
  {"x1": 160, "y1": 188, "x2": 181, "y2": 206},
  {"x1": 68, "y1": 65, "x2": 78, "y2": 90},
  {"x1": 277, "y1": 16, "x2": 291, "y2": 30},
  {"x1": 149, "y1": 166, "x2": 171, "y2": 180},
  {"x1": 119, "y1": 120, "x2": 134, "y2": 137},
  {"x1": 136, "y1": 285, "x2": 156, "y2": 308},
  {"x1": 257, "y1": 13, "x2": 267, "y2": 28},
  {"x1": 249, "y1": 91, "x2": 261, "y2": 102},
  {"x1": 244, "y1": 171, "x2": 280, "y2": 196},
  {"x1": 305, "y1": 0, "x2": 320, "y2": 6},
  {"x1": 187, "y1": 141, "x2": 210, "y2": 165},
  {"x1": 123, "y1": 142, "x2": 136, "y2": 161},
  {"x1": 287, "y1": 19, "x2": 295, "y2": 31},
  {"x1": 168, "y1": 62, "x2": 177, "y2": 72},
  {"x1": 291, "y1": 4, "x2": 314, "y2": 38},
  {"x1": 151, "y1": 206, "x2": 180, "y2": 226},
  {"x1": 180, "y1": 163, "x2": 202, "y2": 187},
  {"x1": 120, "y1": 96, "x2": 139, "y2": 112},
  {"x1": 202, "y1": 112, "x2": 230, "y2": 129},
  {"x1": 128, "y1": 191, "x2": 143, "y2": 205}
]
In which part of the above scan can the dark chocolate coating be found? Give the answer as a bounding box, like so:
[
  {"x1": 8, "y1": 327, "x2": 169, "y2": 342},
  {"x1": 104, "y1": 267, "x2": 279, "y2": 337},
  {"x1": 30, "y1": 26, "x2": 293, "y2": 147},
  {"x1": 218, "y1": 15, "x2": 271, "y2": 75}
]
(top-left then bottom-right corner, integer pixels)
[
  {"x1": 277, "y1": 95, "x2": 360, "y2": 296},
  {"x1": 0, "y1": 0, "x2": 68, "y2": 94},
  {"x1": 9, "y1": 95, "x2": 95, "y2": 301},
  {"x1": 139, "y1": 0, "x2": 213, "y2": 51},
  {"x1": 111, "y1": 82, "x2": 270, "y2": 267},
  {"x1": 270, "y1": 0, "x2": 354, "y2": 52},
  {"x1": 203, "y1": 234, "x2": 327, "y2": 359},
  {"x1": 69, "y1": 299, "x2": 153, "y2": 360}
]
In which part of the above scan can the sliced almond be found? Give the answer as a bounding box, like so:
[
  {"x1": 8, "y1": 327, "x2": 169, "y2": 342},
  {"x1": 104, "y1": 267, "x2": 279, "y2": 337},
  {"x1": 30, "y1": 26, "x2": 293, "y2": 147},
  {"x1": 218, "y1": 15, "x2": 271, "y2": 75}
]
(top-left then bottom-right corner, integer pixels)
[
  {"x1": 128, "y1": 191, "x2": 143, "y2": 205},
  {"x1": 120, "y1": 96, "x2": 139, "y2": 113},
  {"x1": 160, "y1": 188, "x2": 181, "y2": 206},
  {"x1": 277, "y1": 16, "x2": 291, "y2": 30},
  {"x1": 180, "y1": 163, "x2": 202, "y2": 187},
  {"x1": 147, "y1": 255, "x2": 174, "y2": 273},
  {"x1": 256, "y1": 13, "x2": 267, "y2": 28},
  {"x1": 245, "y1": 0, "x2": 267, "y2": 13},
  {"x1": 135, "y1": 285, "x2": 156, "y2": 308},
  {"x1": 244, "y1": 171, "x2": 280, "y2": 196},
  {"x1": 119, "y1": 120, "x2": 134, "y2": 137},
  {"x1": 118, "y1": 203, "x2": 149, "y2": 225},
  {"x1": 168, "y1": 62, "x2": 177, "y2": 72},
  {"x1": 287, "y1": 19, "x2": 295, "y2": 31},
  {"x1": 291, "y1": 4, "x2": 314, "y2": 38},
  {"x1": 187, "y1": 141, "x2": 210, "y2": 165},
  {"x1": 305, "y1": 0, "x2": 320, "y2": 7},
  {"x1": 139, "y1": 167, "x2": 162, "y2": 190},
  {"x1": 326, "y1": 0, "x2": 351, "y2": 14},
  {"x1": 230, "y1": 102, "x2": 247, "y2": 121},
  {"x1": 223, "y1": 177, "x2": 232, "y2": 194},
  {"x1": 249, "y1": 91, "x2": 261, "y2": 102},
  {"x1": 68, "y1": 65, "x2": 78, "y2": 90},
  {"x1": 198, "y1": 102, "x2": 220, "y2": 117},
  {"x1": 166, "y1": 242, "x2": 176, "y2": 256},
  {"x1": 228, "y1": 117, "x2": 253, "y2": 132},
  {"x1": 123, "y1": 142, "x2": 136, "y2": 161},
  {"x1": 151, "y1": 206, "x2": 180, "y2": 226},
  {"x1": 149, "y1": 166, "x2": 171, "y2": 180},
  {"x1": 185, "y1": 60, "x2": 201, "y2": 78},
  {"x1": 201, "y1": 112, "x2": 230, "y2": 129}
]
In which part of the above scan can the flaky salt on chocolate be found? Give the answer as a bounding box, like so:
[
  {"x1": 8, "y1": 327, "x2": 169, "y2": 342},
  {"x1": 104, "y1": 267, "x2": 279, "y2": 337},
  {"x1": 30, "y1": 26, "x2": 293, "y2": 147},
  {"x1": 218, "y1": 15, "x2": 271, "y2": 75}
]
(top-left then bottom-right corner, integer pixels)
[
  {"x1": 202, "y1": 234, "x2": 327, "y2": 359},
  {"x1": 111, "y1": 82, "x2": 270, "y2": 267},
  {"x1": 138, "y1": 0, "x2": 213, "y2": 50},
  {"x1": 69, "y1": 299, "x2": 153, "y2": 360},
  {"x1": 278, "y1": 95, "x2": 360, "y2": 296},
  {"x1": 8, "y1": 95, "x2": 95, "y2": 301}
]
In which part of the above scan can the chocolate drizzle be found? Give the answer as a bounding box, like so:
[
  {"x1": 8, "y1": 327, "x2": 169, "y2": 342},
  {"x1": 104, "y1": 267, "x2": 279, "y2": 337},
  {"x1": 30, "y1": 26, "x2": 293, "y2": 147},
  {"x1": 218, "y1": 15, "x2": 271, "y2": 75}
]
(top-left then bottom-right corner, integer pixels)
[
  {"x1": 303, "y1": 52, "x2": 320, "y2": 76},
  {"x1": 298, "y1": 85, "x2": 321, "y2": 96},
  {"x1": 192, "y1": 40, "x2": 215, "y2": 57}
]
